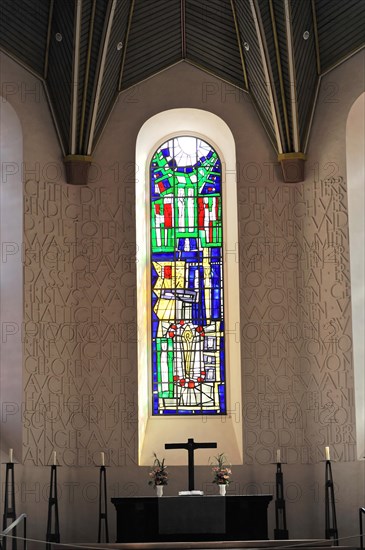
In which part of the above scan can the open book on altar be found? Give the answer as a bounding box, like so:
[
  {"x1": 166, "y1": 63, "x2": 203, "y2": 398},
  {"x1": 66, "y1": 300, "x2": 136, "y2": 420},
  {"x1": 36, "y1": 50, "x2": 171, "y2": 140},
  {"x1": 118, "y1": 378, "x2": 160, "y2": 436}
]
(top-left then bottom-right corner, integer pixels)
[{"x1": 178, "y1": 490, "x2": 204, "y2": 496}]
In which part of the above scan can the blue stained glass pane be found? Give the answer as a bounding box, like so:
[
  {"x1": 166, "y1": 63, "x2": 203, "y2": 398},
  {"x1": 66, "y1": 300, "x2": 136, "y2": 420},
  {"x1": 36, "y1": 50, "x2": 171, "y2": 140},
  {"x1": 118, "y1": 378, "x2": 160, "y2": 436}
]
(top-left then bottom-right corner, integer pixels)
[
  {"x1": 211, "y1": 248, "x2": 221, "y2": 259},
  {"x1": 181, "y1": 250, "x2": 203, "y2": 262},
  {"x1": 152, "y1": 252, "x2": 175, "y2": 261},
  {"x1": 188, "y1": 265, "x2": 196, "y2": 288},
  {"x1": 177, "y1": 238, "x2": 186, "y2": 251},
  {"x1": 219, "y1": 385, "x2": 226, "y2": 413},
  {"x1": 151, "y1": 268, "x2": 159, "y2": 288},
  {"x1": 220, "y1": 342, "x2": 225, "y2": 380}
]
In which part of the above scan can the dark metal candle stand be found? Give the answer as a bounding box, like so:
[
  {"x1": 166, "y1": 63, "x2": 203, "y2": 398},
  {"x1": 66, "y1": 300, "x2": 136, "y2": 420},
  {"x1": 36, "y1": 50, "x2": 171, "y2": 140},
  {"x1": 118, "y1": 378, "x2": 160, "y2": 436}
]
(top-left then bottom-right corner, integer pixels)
[
  {"x1": 46, "y1": 465, "x2": 60, "y2": 550},
  {"x1": 325, "y1": 459, "x2": 338, "y2": 546},
  {"x1": 97, "y1": 466, "x2": 109, "y2": 543},
  {"x1": 273, "y1": 462, "x2": 289, "y2": 539},
  {"x1": 2, "y1": 462, "x2": 17, "y2": 550}
]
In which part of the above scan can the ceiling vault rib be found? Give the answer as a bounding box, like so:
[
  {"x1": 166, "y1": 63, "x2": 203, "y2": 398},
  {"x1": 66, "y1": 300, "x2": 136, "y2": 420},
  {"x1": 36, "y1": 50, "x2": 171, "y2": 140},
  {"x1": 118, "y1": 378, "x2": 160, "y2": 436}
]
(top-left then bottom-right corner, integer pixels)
[
  {"x1": 311, "y1": 0, "x2": 321, "y2": 75},
  {"x1": 284, "y1": 0, "x2": 300, "y2": 152},
  {"x1": 79, "y1": 0, "x2": 97, "y2": 152},
  {"x1": 230, "y1": 0, "x2": 249, "y2": 90},
  {"x1": 43, "y1": 82, "x2": 67, "y2": 157},
  {"x1": 71, "y1": 0, "x2": 82, "y2": 155},
  {"x1": 181, "y1": 0, "x2": 186, "y2": 59},
  {"x1": 304, "y1": 44, "x2": 365, "y2": 153},
  {"x1": 0, "y1": 47, "x2": 40, "y2": 80},
  {"x1": 321, "y1": 45, "x2": 365, "y2": 77},
  {"x1": 250, "y1": 0, "x2": 283, "y2": 154},
  {"x1": 250, "y1": 95, "x2": 281, "y2": 154},
  {"x1": 269, "y1": 0, "x2": 291, "y2": 150},
  {"x1": 303, "y1": 76, "x2": 321, "y2": 154},
  {"x1": 119, "y1": 60, "x2": 186, "y2": 93},
  {"x1": 118, "y1": 0, "x2": 135, "y2": 92},
  {"x1": 87, "y1": 0, "x2": 117, "y2": 155},
  {"x1": 2, "y1": 0, "x2": 362, "y2": 182},
  {"x1": 44, "y1": 0, "x2": 54, "y2": 79}
]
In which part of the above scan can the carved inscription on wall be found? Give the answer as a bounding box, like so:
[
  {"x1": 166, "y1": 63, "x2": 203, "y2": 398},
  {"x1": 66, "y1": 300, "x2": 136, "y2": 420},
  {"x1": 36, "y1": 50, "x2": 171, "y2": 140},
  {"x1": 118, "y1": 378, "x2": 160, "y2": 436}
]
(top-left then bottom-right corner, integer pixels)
[
  {"x1": 23, "y1": 172, "x2": 355, "y2": 467},
  {"x1": 239, "y1": 176, "x2": 355, "y2": 464},
  {"x1": 23, "y1": 180, "x2": 138, "y2": 466}
]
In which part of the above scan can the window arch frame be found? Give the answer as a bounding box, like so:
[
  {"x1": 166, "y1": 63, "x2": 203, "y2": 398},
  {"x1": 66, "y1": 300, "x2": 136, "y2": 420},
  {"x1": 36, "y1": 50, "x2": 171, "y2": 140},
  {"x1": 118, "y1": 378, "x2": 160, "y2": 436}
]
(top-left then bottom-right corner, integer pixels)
[{"x1": 136, "y1": 109, "x2": 243, "y2": 466}]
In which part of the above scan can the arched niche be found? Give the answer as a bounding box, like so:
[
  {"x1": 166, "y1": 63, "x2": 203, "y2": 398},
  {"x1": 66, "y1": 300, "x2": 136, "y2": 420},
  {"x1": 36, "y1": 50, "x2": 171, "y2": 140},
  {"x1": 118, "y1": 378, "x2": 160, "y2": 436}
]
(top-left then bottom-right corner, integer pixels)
[
  {"x1": 346, "y1": 91, "x2": 365, "y2": 459},
  {"x1": 136, "y1": 108, "x2": 243, "y2": 466},
  {"x1": 0, "y1": 97, "x2": 23, "y2": 459}
]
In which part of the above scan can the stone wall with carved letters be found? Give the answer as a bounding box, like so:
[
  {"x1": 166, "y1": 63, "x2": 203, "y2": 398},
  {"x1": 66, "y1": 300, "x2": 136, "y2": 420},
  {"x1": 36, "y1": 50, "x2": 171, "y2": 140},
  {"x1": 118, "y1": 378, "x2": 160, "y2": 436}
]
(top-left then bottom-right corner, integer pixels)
[
  {"x1": 0, "y1": 48, "x2": 364, "y2": 546},
  {"x1": 23, "y1": 181, "x2": 138, "y2": 468},
  {"x1": 239, "y1": 176, "x2": 355, "y2": 466}
]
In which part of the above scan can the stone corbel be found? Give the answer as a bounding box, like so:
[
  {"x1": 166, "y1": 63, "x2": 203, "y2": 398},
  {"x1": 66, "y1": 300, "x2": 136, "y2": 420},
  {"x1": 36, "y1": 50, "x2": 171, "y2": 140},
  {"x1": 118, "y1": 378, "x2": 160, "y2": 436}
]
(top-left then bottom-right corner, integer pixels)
[
  {"x1": 64, "y1": 155, "x2": 93, "y2": 185},
  {"x1": 278, "y1": 152, "x2": 306, "y2": 183}
]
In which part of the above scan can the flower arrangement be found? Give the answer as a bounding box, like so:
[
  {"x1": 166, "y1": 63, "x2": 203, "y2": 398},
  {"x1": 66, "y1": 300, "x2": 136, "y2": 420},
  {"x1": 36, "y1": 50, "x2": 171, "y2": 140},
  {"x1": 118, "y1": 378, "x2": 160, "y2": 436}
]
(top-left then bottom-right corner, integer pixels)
[
  {"x1": 148, "y1": 453, "x2": 168, "y2": 486},
  {"x1": 210, "y1": 453, "x2": 232, "y2": 485}
]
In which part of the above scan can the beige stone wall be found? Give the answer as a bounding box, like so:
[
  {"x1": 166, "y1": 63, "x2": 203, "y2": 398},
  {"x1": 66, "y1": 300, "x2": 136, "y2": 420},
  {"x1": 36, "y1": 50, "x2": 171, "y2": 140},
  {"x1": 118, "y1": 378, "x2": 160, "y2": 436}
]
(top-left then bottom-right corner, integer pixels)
[
  {"x1": 0, "y1": 49, "x2": 364, "y2": 545},
  {"x1": 241, "y1": 174, "x2": 355, "y2": 465}
]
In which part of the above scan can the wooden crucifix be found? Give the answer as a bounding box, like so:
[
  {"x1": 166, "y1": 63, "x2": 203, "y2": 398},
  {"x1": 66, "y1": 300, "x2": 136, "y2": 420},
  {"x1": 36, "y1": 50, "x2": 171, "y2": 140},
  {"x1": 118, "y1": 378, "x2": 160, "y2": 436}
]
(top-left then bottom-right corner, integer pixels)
[{"x1": 165, "y1": 438, "x2": 217, "y2": 491}]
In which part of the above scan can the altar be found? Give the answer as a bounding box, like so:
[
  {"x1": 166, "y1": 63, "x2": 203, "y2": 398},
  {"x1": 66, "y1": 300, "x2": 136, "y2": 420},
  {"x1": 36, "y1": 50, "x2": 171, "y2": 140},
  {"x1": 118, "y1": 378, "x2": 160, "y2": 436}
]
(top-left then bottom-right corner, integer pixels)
[{"x1": 111, "y1": 495, "x2": 273, "y2": 542}]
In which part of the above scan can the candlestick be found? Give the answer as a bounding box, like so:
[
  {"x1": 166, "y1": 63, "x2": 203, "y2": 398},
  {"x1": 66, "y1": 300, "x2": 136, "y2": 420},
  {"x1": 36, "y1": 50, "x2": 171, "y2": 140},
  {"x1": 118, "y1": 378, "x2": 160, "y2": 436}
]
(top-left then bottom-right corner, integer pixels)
[
  {"x1": 276, "y1": 449, "x2": 281, "y2": 463},
  {"x1": 9, "y1": 448, "x2": 13, "y2": 463},
  {"x1": 53, "y1": 451, "x2": 57, "y2": 466},
  {"x1": 101, "y1": 452, "x2": 105, "y2": 466},
  {"x1": 325, "y1": 446, "x2": 330, "y2": 461}
]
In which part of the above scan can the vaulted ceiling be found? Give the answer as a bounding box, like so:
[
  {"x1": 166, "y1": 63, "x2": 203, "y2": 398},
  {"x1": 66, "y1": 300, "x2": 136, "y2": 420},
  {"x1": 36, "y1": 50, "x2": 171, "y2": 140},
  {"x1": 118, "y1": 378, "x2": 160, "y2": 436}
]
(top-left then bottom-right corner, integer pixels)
[{"x1": 1, "y1": 0, "x2": 364, "y2": 183}]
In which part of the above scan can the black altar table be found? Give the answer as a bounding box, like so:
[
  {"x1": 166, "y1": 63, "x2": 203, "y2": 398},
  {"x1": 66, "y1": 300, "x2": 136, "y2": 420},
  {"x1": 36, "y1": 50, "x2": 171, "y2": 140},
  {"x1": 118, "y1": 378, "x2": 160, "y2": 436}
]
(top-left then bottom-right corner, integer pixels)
[{"x1": 111, "y1": 495, "x2": 273, "y2": 542}]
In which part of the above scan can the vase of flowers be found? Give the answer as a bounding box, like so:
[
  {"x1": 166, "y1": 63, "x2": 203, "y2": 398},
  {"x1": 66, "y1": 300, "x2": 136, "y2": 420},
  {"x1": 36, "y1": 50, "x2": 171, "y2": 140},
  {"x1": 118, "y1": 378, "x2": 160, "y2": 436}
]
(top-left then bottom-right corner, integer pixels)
[
  {"x1": 148, "y1": 453, "x2": 168, "y2": 496},
  {"x1": 210, "y1": 453, "x2": 231, "y2": 494}
]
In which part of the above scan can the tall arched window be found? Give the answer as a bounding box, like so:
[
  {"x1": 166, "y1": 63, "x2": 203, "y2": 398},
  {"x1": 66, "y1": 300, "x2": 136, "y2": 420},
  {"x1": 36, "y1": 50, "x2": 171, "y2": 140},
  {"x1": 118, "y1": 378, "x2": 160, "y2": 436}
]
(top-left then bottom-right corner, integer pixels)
[
  {"x1": 136, "y1": 109, "x2": 242, "y2": 466},
  {"x1": 150, "y1": 136, "x2": 226, "y2": 415}
]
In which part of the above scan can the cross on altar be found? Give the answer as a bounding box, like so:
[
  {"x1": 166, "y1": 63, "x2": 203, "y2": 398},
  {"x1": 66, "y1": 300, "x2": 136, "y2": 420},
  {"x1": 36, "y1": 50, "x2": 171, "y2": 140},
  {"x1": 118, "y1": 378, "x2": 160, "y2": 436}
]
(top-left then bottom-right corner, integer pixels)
[{"x1": 165, "y1": 438, "x2": 217, "y2": 490}]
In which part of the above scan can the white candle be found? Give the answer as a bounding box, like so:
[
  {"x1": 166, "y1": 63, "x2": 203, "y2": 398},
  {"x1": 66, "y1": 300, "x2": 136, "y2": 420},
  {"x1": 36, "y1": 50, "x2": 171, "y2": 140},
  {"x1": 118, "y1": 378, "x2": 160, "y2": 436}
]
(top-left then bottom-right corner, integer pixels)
[
  {"x1": 52, "y1": 451, "x2": 57, "y2": 466},
  {"x1": 325, "y1": 446, "x2": 330, "y2": 461},
  {"x1": 9, "y1": 448, "x2": 13, "y2": 463},
  {"x1": 276, "y1": 449, "x2": 281, "y2": 463},
  {"x1": 101, "y1": 452, "x2": 105, "y2": 466}
]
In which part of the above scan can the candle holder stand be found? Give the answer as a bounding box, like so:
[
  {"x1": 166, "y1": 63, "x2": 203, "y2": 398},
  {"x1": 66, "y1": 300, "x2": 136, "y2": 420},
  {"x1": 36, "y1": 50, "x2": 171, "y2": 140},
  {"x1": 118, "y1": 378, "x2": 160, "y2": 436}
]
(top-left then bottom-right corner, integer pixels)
[
  {"x1": 97, "y1": 466, "x2": 109, "y2": 543},
  {"x1": 2, "y1": 462, "x2": 17, "y2": 550},
  {"x1": 274, "y1": 462, "x2": 289, "y2": 539},
  {"x1": 46, "y1": 465, "x2": 60, "y2": 550},
  {"x1": 325, "y1": 460, "x2": 338, "y2": 546}
]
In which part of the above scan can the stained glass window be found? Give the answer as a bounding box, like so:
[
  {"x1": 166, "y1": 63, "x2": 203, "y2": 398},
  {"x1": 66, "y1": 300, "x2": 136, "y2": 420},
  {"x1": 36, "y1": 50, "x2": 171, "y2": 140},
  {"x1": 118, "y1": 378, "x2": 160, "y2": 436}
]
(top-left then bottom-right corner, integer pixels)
[{"x1": 150, "y1": 136, "x2": 226, "y2": 415}]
